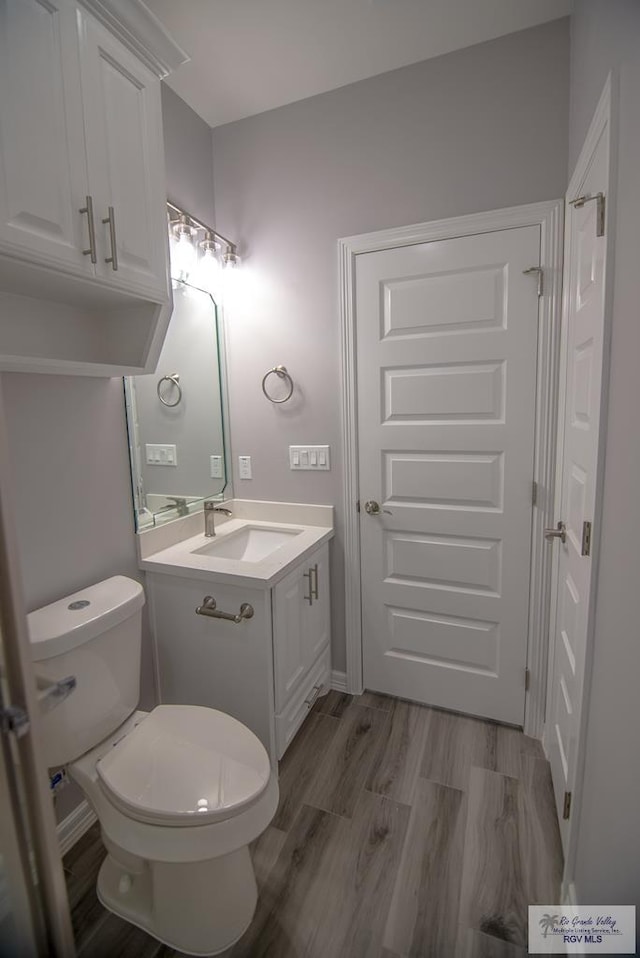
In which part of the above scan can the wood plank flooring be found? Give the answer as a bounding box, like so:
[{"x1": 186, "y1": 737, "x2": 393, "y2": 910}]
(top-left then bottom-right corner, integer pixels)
[{"x1": 64, "y1": 691, "x2": 562, "y2": 957}]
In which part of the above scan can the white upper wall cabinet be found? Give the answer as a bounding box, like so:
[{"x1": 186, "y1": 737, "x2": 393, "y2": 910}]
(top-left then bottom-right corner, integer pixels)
[{"x1": 0, "y1": 0, "x2": 186, "y2": 376}]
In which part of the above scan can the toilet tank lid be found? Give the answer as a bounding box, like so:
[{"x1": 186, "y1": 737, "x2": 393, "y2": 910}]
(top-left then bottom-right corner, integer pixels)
[{"x1": 28, "y1": 576, "x2": 145, "y2": 662}]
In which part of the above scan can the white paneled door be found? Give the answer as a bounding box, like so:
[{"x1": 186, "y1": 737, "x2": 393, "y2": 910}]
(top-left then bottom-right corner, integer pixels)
[
  {"x1": 546, "y1": 111, "x2": 610, "y2": 854},
  {"x1": 357, "y1": 225, "x2": 541, "y2": 725}
]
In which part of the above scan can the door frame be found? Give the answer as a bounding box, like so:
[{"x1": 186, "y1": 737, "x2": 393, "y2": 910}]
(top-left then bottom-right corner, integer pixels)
[
  {"x1": 544, "y1": 75, "x2": 616, "y2": 901},
  {"x1": 338, "y1": 199, "x2": 564, "y2": 737}
]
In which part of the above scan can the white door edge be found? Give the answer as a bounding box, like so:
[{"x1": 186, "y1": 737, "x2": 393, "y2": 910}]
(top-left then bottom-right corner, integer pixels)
[
  {"x1": 339, "y1": 198, "x2": 564, "y2": 737},
  {"x1": 544, "y1": 72, "x2": 617, "y2": 900}
]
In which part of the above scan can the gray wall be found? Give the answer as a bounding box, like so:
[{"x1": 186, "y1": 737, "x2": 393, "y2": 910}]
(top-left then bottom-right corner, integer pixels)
[
  {"x1": 161, "y1": 84, "x2": 216, "y2": 226},
  {"x1": 567, "y1": 0, "x2": 640, "y2": 905},
  {"x1": 211, "y1": 18, "x2": 570, "y2": 670},
  {"x1": 0, "y1": 87, "x2": 217, "y2": 822}
]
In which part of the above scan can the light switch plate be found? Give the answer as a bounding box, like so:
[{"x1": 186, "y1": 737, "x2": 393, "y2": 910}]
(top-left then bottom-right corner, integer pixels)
[
  {"x1": 210, "y1": 455, "x2": 223, "y2": 479},
  {"x1": 238, "y1": 455, "x2": 252, "y2": 479},
  {"x1": 289, "y1": 445, "x2": 330, "y2": 470},
  {"x1": 145, "y1": 443, "x2": 177, "y2": 466}
]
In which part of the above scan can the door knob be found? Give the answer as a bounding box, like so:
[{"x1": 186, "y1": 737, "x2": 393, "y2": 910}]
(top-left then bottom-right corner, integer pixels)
[
  {"x1": 544, "y1": 520, "x2": 567, "y2": 544},
  {"x1": 363, "y1": 500, "x2": 391, "y2": 516}
]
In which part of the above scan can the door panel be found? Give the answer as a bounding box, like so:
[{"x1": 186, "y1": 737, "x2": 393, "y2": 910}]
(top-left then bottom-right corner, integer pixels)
[
  {"x1": 78, "y1": 10, "x2": 168, "y2": 296},
  {"x1": 357, "y1": 226, "x2": 540, "y2": 724},
  {"x1": 547, "y1": 123, "x2": 609, "y2": 852},
  {"x1": 0, "y1": 0, "x2": 90, "y2": 271}
]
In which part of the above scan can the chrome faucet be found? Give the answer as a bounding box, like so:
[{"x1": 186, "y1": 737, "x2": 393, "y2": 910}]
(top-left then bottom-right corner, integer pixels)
[{"x1": 204, "y1": 501, "x2": 232, "y2": 537}]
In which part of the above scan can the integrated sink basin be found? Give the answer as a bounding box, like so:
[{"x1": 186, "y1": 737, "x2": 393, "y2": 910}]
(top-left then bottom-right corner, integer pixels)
[{"x1": 191, "y1": 525, "x2": 302, "y2": 563}]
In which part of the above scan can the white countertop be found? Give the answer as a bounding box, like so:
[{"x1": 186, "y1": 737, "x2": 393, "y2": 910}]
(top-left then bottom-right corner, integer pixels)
[{"x1": 138, "y1": 501, "x2": 334, "y2": 589}]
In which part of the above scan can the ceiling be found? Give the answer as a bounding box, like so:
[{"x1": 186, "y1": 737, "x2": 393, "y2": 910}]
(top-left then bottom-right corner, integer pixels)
[{"x1": 147, "y1": 0, "x2": 572, "y2": 129}]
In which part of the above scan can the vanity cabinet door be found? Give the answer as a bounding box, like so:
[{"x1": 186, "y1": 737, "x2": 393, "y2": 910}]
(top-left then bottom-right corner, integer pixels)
[
  {"x1": 0, "y1": 0, "x2": 92, "y2": 273},
  {"x1": 77, "y1": 8, "x2": 169, "y2": 299},
  {"x1": 273, "y1": 543, "x2": 331, "y2": 712}
]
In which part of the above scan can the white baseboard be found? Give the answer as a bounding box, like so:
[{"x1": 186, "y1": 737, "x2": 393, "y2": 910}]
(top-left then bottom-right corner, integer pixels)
[
  {"x1": 330, "y1": 669, "x2": 348, "y2": 693},
  {"x1": 57, "y1": 799, "x2": 97, "y2": 858}
]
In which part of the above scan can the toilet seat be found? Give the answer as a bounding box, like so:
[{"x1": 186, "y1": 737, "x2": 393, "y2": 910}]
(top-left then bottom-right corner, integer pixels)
[{"x1": 96, "y1": 705, "x2": 271, "y2": 827}]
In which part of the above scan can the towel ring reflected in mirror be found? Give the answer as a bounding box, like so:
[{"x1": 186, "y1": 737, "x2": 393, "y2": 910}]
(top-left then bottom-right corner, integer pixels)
[
  {"x1": 262, "y1": 365, "x2": 294, "y2": 404},
  {"x1": 157, "y1": 373, "x2": 182, "y2": 407}
]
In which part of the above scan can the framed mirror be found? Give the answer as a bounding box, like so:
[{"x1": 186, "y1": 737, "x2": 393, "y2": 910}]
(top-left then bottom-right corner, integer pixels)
[{"x1": 124, "y1": 281, "x2": 231, "y2": 531}]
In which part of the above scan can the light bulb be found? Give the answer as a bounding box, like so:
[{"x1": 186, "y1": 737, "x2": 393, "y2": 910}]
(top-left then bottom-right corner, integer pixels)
[
  {"x1": 171, "y1": 231, "x2": 196, "y2": 279},
  {"x1": 223, "y1": 248, "x2": 240, "y2": 269},
  {"x1": 192, "y1": 246, "x2": 221, "y2": 295}
]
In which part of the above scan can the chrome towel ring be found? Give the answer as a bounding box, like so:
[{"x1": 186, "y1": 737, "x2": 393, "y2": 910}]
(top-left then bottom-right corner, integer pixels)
[
  {"x1": 157, "y1": 373, "x2": 182, "y2": 407},
  {"x1": 262, "y1": 365, "x2": 294, "y2": 403}
]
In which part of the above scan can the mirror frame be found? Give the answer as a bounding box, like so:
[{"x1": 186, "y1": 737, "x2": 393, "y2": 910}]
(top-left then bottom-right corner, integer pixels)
[{"x1": 123, "y1": 278, "x2": 232, "y2": 532}]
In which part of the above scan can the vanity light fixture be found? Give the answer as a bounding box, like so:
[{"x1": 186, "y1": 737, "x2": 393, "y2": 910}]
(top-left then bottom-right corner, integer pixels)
[{"x1": 167, "y1": 201, "x2": 240, "y2": 291}]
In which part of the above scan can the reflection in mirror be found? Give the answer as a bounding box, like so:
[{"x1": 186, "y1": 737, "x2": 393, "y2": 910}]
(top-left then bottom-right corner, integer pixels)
[{"x1": 124, "y1": 282, "x2": 230, "y2": 531}]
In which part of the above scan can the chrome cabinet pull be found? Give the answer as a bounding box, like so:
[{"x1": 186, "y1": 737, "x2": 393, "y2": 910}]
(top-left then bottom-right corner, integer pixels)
[
  {"x1": 304, "y1": 684, "x2": 323, "y2": 710},
  {"x1": 195, "y1": 596, "x2": 254, "y2": 624},
  {"x1": 79, "y1": 195, "x2": 97, "y2": 263},
  {"x1": 102, "y1": 206, "x2": 118, "y2": 270},
  {"x1": 303, "y1": 563, "x2": 318, "y2": 605}
]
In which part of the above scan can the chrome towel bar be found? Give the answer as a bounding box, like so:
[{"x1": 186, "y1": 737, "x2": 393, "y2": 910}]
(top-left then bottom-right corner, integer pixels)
[{"x1": 195, "y1": 596, "x2": 254, "y2": 624}]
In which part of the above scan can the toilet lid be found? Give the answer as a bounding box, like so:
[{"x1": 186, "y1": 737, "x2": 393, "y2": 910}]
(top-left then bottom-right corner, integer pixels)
[{"x1": 96, "y1": 705, "x2": 271, "y2": 826}]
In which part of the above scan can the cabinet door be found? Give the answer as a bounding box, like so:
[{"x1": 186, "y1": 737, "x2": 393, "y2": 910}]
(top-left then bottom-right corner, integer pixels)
[
  {"x1": 0, "y1": 0, "x2": 92, "y2": 272},
  {"x1": 273, "y1": 543, "x2": 331, "y2": 711},
  {"x1": 77, "y1": 10, "x2": 169, "y2": 298},
  {"x1": 273, "y1": 564, "x2": 307, "y2": 710}
]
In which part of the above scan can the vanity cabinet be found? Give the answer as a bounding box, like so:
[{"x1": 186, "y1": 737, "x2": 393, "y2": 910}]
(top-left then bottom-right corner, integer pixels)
[
  {"x1": 147, "y1": 542, "x2": 331, "y2": 765},
  {"x1": 0, "y1": 0, "x2": 185, "y2": 376}
]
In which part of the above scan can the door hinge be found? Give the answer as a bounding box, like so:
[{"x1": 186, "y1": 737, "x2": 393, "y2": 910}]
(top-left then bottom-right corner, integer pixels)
[
  {"x1": 531, "y1": 480, "x2": 538, "y2": 506},
  {"x1": 581, "y1": 520, "x2": 592, "y2": 557},
  {"x1": 0, "y1": 705, "x2": 30, "y2": 739},
  {"x1": 569, "y1": 192, "x2": 605, "y2": 237},
  {"x1": 524, "y1": 667, "x2": 531, "y2": 691},
  {"x1": 356, "y1": 499, "x2": 361, "y2": 513},
  {"x1": 523, "y1": 266, "x2": 543, "y2": 297},
  {"x1": 563, "y1": 790, "x2": 572, "y2": 820}
]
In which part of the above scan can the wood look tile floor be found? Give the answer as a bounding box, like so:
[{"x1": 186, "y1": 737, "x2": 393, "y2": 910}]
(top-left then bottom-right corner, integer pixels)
[{"x1": 63, "y1": 692, "x2": 563, "y2": 958}]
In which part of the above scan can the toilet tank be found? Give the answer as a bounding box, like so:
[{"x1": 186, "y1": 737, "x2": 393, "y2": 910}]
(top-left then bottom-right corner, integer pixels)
[{"x1": 28, "y1": 576, "x2": 145, "y2": 768}]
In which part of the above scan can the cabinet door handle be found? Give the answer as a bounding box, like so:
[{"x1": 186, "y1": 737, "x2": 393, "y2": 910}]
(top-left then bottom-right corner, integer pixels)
[
  {"x1": 79, "y1": 196, "x2": 97, "y2": 263},
  {"x1": 303, "y1": 568, "x2": 313, "y2": 605},
  {"x1": 303, "y1": 563, "x2": 318, "y2": 605},
  {"x1": 102, "y1": 206, "x2": 119, "y2": 271},
  {"x1": 304, "y1": 684, "x2": 323, "y2": 710}
]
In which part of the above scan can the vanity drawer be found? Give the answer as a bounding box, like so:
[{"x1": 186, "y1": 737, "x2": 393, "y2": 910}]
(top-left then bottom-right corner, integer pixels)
[{"x1": 275, "y1": 646, "x2": 330, "y2": 759}]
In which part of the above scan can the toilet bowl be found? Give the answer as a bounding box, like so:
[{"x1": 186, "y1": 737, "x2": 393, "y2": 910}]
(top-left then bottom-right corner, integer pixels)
[{"x1": 28, "y1": 576, "x2": 278, "y2": 956}]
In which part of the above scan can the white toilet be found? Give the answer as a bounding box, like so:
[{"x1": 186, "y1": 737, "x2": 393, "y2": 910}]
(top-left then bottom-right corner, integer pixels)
[{"x1": 28, "y1": 575, "x2": 279, "y2": 956}]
